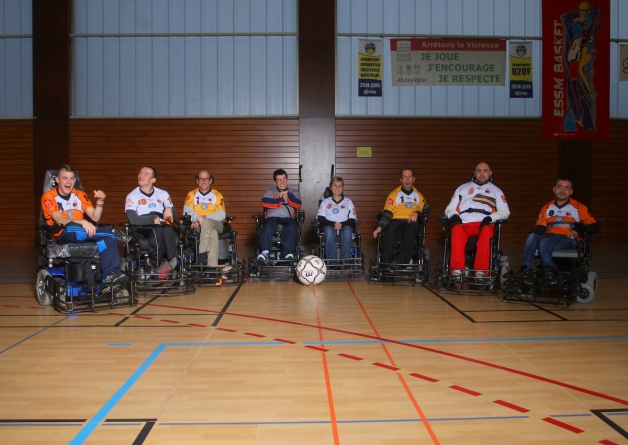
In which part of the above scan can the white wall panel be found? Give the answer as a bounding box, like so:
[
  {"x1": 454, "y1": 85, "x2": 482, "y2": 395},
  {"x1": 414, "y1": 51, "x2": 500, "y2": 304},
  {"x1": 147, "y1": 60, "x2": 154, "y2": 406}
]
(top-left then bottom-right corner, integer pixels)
[
  {"x1": 0, "y1": 0, "x2": 31, "y2": 117},
  {"x1": 72, "y1": 0, "x2": 297, "y2": 117}
]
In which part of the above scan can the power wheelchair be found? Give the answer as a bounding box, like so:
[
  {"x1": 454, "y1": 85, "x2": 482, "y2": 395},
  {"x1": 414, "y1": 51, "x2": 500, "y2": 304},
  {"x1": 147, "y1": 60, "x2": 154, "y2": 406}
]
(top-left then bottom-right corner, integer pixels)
[
  {"x1": 368, "y1": 205, "x2": 431, "y2": 285},
  {"x1": 248, "y1": 209, "x2": 306, "y2": 279},
  {"x1": 311, "y1": 221, "x2": 364, "y2": 277},
  {"x1": 433, "y1": 216, "x2": 509, "y2": 293},
  {"x1": 119, "y1": 215, "x2": 195, "y2": 296},
  {"x1": 501, "y1": 232, "x2": 596, "y2": 307},
  {"x1": 180, "y1": 215, "x2": 246, "y2": 286},
  {"x1": 36, "y1": 170, "x2": 135, "y2": 313}
]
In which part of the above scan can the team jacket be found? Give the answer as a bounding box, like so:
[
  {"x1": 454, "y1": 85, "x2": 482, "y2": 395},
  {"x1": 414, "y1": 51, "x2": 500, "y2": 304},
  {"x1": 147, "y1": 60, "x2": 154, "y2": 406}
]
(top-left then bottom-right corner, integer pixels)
[
  {"x1": 261, "y1": 186, "x2": 301, "y2": 219},
  {"x1": 536, "y1": 198, "x2": 597, "y2": 236},
  {"x1": 125, "y1": 186, "x2": 173, "y2": 217},
  {"x1": 42, "y1": 187, "x2": 92, "y2": 226},
  {"x1": 183, "y1": 187, "x2": 226, "y2": 223},
  {"x1": 317, "y1": 196, "x2": 357, "y2": 228},
  {"x1": 383, "y1": 186, "x2": 425, "y2": 220},
  {"x1": 445, "y1": 181, "x2": 510, "y2": 223}
]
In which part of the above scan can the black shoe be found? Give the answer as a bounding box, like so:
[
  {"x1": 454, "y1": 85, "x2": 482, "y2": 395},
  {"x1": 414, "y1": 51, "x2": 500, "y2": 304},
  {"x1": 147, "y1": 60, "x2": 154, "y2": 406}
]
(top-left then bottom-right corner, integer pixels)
[
  {"x1": 197, "y1": 252, "x2": 208, "y2": 265},
  {"x1": 543, "y1": 268, "x2": 558, "y2": 285},
  {"x1": 112, "y1": 228, "x2": 132, "y2": 246},
  {"x1": 104, "y1": 272, "x2": 128, "y2": 284}
]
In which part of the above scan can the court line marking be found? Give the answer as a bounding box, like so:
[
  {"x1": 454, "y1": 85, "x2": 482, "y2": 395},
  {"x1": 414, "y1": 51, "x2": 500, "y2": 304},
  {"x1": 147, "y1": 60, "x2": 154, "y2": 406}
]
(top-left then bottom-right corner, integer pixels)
[
  {"x1": 141, "y1": 302, "x2": 628, "y2": 407},
  {"x1": 0, "y1": 316, "x2": 68, "y2": 355}
]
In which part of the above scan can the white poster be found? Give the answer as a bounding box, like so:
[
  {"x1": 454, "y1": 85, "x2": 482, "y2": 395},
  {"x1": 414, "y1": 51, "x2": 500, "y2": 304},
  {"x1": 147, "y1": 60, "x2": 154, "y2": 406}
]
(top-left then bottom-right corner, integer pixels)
[{"x1": 391, "y1": 39, "x2": 506, "y2": 87}]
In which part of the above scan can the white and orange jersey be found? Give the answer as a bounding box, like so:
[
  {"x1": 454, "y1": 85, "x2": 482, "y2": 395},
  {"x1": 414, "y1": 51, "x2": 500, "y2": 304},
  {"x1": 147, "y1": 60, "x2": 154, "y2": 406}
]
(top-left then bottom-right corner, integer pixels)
[
  {"x1": 445, "y1": 181, "x2": 510, "y2": 223},
  {"x1": 383, "y1": 186, "x2": 425, "y2": 220},
  {"x1": 536, "y1": 198, "x2": 596, "y2": 236},
  {"x1": 184, "y1": 187, "x2": 225, "y2": 216},
  {"x1": 317, "y1": 196, "x2": 356, "y2": 222},
  {"x1": 125, "y1": 186, "x2": 173, "y2": 217},
  {"x1": 41, "y1": 187, "x2": 92, "y2": 226}
]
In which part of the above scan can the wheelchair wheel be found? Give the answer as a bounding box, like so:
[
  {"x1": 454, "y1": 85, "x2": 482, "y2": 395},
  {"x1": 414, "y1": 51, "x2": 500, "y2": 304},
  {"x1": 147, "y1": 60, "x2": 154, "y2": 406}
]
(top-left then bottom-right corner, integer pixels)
[
  {"x1": 586, "y1": 271, "x2": 598, "y2": 293},
  {"x1": 113, "y1": 286, "x2": 131, "y2": 304},
  {"x1": 36, "y1": 269, "x2": 53, "y2": 306},
  {"x1": 576, "y1": 283, "x2": 595, "y2": 304}
]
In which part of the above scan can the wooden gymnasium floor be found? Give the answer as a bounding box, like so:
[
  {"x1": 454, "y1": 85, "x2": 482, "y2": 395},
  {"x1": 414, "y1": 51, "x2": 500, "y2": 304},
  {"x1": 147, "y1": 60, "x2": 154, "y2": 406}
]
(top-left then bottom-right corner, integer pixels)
[{"x1": 1, "y1": 244, "x2": 628, "y2": 445}]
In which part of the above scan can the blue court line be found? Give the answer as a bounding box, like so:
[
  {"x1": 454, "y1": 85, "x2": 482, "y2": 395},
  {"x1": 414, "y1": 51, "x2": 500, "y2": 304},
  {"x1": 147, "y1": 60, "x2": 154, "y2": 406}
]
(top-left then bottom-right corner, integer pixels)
[
  {"x1": 0, "y1": 317, "x2": 68, "y2": 355},
  {"x1": 68, "y1": 344, "x2": 166, "y2": 445}
]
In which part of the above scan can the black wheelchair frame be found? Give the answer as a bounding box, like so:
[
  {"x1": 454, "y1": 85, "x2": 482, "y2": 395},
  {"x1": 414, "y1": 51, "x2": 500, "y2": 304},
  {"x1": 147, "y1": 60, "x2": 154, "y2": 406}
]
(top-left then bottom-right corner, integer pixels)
[
  {"x1": 368, "y1": 205, "x2": 431, "y2": 285},
  {"x1": 119, "y1": 220, "x2": 195, "y2": 296},
  {"x1": 311, "y1": 220, "x2": 365, "y2": 277},
  {"x1": 433, "y1": 217, "x2": 508, "y2": 293},
  {"x1": 248, "y1": 209, "x2": 306, "y2": 279},
  {"x1": 501, "y1": 233, "x2": 596, "y2": 307},
  {"x1": 181, "y1": 215, "x2": 246, "y2": 286}
]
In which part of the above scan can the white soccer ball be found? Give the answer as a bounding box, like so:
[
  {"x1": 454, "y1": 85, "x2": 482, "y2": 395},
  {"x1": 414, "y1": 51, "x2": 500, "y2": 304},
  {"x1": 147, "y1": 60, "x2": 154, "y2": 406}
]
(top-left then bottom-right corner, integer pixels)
[{"x1": 296, "y1": 255, "x2": 327, "y2": 285}]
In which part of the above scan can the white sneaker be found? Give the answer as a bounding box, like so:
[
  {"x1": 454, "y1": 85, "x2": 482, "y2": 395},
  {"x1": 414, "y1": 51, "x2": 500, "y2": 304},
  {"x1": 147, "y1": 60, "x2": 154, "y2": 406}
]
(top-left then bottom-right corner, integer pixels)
[
  {"x1": 475, "y1": 271, "x2": 487, "y2": 283},
  {"x1": 257, "y1": 251, "x2": 269, "y2": 262},
  {"x1": 451, "y1": 269, "x2": 462, "y2": 282}
]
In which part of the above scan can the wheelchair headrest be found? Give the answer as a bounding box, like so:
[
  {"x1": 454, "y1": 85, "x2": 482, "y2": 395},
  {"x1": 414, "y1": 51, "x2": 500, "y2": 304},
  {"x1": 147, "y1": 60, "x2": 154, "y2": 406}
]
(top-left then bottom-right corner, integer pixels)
[{"x1": 44, "y1": 169, "x2": 84, "y2": 193}]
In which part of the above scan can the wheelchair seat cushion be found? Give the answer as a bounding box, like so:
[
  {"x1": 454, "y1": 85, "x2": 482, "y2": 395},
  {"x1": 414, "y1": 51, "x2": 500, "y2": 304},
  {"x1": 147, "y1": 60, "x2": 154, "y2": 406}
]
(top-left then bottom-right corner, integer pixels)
[{"x1": 48, "y1": 242, "x2": 100, "y2": 259}]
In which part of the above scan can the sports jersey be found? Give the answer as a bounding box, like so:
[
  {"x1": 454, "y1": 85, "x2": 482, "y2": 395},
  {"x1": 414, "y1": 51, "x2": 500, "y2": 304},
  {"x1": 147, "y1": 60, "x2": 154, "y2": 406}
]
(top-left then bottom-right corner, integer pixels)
[
  {"x1": 383, "y1": 186, "x2": 425, "y2": 220},
  {"x1": 536, "y1": 198, "x2": 596, "y2": 236},
  {"x1": 445, "y1": 181, "x2": 510, "y2": 223},
  {"x1": 184, "y1": 187, "x2": 225, "y2": 221},
  {"x1": 261, "y1": 186, "x2": 301, "y2": 219},
  {"x1": 41, "y1": 187, "x2": 92, "y2": 226},
  {"x1": 317, "y1": 196, "x2": 356, "y2": 223},
  {"x1": 125, "y1": 186, "x2": 173, "y2": 217}
]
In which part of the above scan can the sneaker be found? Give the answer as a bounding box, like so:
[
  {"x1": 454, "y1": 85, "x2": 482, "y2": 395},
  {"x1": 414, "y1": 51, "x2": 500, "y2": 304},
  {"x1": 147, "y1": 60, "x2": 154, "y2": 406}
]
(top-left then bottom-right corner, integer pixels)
[
  {"x1": 197, "y1": 252, "x2": 208, "y2": 265},
  {"x1": 104, "y1": 272, "x2": 128, "y2": 284},
  {"x1": 257, "y1": 251, "x2": 269, "y2": 262},
  {"x1": 147, "y1": 258, "x2": 159, "y2": 269},
  {"x1": 543, "y1": 268, "x2": 558, "y2": 285},
  {"x1": 451, "y1": 269, "x2": 463, "y2": 282},
  {"x1": 156, "y1": 260, "x2": 172, "y2": 279},
  {"x1": 283, "y1": 253, "x2": 294, "y2": 260},
  {"x1": 112, "y1": 228, "x2": 132, "y2": 246},
  {"x1": 475, "y1": 271, "x2": 487, "y2": 283},
  {"x1": 168, "y1": 257, "x2": 178, "y2": 270}
]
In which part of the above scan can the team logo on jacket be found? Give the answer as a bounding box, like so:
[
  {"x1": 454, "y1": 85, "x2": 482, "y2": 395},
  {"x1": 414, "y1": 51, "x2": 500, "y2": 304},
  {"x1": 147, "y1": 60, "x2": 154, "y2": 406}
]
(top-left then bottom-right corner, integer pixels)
[
  {"x1": 556, "y1": 216, "x2": 563, "y2": 222},
  {"x1": 67, "y1": 211, "x2": 73, "y2": 218},
  {"x1": 44, "y1": 199, "x2": 52, "y2": 207},
  {"x1": 468, "y1": 187, "x2": 474, "y2": 194},
  {"x1": 149, "y1": 203, "x2": 156, "y2": 209},
  {"x1": 202, "y1": 204, "x2": 208, "y2": 210},
  {"x1": 485, "y1": 189, "x2": 491, "y2": 194},
  {"x1": 405, "y1": 203, "x2": 413, "y2": 208},
  {"x1": 566, "y1": 212, "x2": 572, "y2": 217},
  {"x1": 73, "y1": 201, "x2": 79, "y2": 208},
  {"x1": 332, "y1": 208, "x2": 339, "y2": 214}
]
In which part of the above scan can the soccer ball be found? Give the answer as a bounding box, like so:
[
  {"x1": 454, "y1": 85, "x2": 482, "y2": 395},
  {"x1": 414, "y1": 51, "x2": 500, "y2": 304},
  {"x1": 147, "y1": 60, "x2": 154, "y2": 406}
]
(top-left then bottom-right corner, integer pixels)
[{"x1": 296, "y1": 255, "x2": 327, "y2": 285}]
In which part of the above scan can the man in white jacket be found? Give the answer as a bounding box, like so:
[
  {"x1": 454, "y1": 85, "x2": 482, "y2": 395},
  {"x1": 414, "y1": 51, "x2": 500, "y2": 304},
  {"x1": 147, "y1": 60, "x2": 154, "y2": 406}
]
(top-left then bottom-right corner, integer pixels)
[{"x1": 444, "y1": 161, "x2": 510, "y2": 280}]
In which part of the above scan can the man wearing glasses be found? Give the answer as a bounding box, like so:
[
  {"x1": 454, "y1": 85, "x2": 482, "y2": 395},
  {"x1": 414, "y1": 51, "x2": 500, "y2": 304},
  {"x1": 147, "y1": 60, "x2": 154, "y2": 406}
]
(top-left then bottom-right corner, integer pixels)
[{"x1": 183, "y1": 171, "x2": 226, "y2": 266}]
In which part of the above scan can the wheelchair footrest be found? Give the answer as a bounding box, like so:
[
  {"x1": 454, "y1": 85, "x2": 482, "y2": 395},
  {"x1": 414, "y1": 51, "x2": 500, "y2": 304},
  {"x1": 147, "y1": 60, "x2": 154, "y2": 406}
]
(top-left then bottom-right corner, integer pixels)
[
  {"x1": 193, "y1": 262, "x2": 246, "y2": 286},
  {"x1": 368, "y1": 260, "x2": 429, "y2": 285}
]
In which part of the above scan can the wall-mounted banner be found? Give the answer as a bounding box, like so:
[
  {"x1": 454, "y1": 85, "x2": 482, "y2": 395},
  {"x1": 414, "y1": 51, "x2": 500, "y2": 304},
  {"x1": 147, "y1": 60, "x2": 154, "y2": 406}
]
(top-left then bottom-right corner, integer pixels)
[
  {"x1": 542, "y1": 0, "x2": 610, "y2": 140},
  {"x1": 390, "y1": 39, "x2": 506, "y2": 87},
  {"x1": 620, "y1": 44, "x2": 628, "y2": 82},
  {"x1": 509, "y1": 42, "x2": 533, "y2": 98},
  {"x1": 358, "y1": 40, "x2": 382, "y2": 97}
]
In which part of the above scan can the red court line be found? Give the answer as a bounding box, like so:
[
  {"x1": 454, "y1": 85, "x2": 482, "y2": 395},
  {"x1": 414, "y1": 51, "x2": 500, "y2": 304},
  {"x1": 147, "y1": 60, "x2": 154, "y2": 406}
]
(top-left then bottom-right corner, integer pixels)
[
  {"x1": 493, "y1": 400, "x2": 529, "y2": 413},
  {"x1": 450, "y1": 385, "x2": 482, "y2": 397},
  {"x1": 542, "y1": 417, "x2": 584, "y2": 434},
  {"x1": 312, "y1": 286, "x2": 340, "y2": 445},
  {"x1": 146, "y1": 301, "x2": 628, "y2": 407}
]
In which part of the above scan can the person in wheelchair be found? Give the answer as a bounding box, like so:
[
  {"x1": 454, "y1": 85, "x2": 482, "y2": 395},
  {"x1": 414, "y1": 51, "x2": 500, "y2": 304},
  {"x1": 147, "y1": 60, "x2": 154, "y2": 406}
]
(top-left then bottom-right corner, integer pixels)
[
  {"x1": 372, "y1": 167, "x2": 426, "y2": 265},
  {"x1": 125, "y1": 166, "x2": 179, "y2": 277},
  {"x1": 41, "y1": 164, "x2": 126, "y2": 284},
  {"x1": 183, "y1": 170, "x2": 225, "y2": 266},
  {"x1": 520, "y1": 177, "x2": 599, "y2": 282},
  {"x1": 256, "y1": 169, "x2": 302, "y2": 262},
  {"x1": 316, "y1": 176, "x2": 356, "y2": 261},
  {"x1": 445, "y1": 161, "x2": 510, "y2": 281}
]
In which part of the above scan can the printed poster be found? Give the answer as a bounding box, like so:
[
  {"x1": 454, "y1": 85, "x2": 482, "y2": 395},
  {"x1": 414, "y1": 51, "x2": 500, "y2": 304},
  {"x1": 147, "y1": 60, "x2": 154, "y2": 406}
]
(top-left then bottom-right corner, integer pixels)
[
  {"x1": 390, "y1": 39, "x2": 506, "y2": 87},
  {"x1": 509, "y1": 42, "x2": 533, "y2": 98},
  {"x1": 620, "y1": 44, "x2": 628, "y2": 82},
  {"x1": 542, "y1": 0, "x2": 610, "y2": 140},
  {"x1": 358, "y1": 40, "x2": 382, "y2": 97}
]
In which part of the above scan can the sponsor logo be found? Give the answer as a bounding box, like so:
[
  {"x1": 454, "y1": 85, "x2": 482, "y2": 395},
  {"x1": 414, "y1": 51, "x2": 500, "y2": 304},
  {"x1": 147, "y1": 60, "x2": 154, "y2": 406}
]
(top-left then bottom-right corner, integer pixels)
[
  {"x1": 73, "y1": 201, "x2": 79, "y2": 208},
  {"x1": 44, "y1": 199, "x2": 52, "y2": 207},
  {"x1": 468, "y1": 187, "x2": 474, "y2": 194},
  {"x1": 139, "y1": 199, "x2": 147, "y2": 205},
  {"x1": 327, "y1": 204, "x2": 332, "y2": 209},
  {"x1": 387, "y1": 198, "x2": 394, "y2": 206},
  {"x1": 501, "y1": 195, "x2": 507, "y2": 203},
  {"x1": 566, "y1": 211, "x2": 572, "y2": 217}
]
